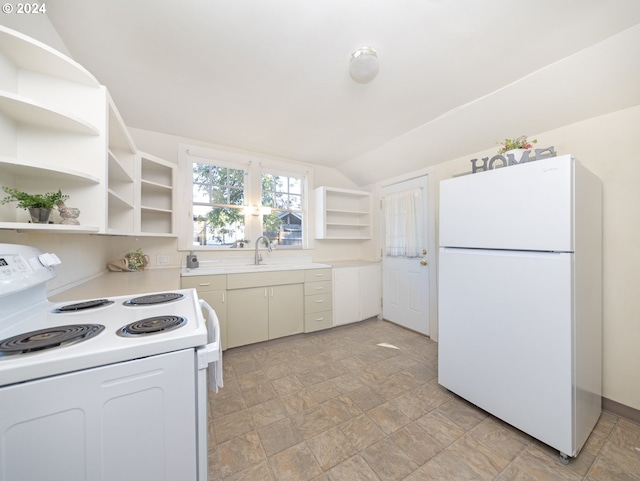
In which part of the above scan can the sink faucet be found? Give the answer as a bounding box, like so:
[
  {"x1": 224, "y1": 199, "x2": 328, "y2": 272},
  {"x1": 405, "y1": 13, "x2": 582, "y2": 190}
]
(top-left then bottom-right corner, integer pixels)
[{"x1": 254, "y1": 236, "x2": 272, "y2": 265}]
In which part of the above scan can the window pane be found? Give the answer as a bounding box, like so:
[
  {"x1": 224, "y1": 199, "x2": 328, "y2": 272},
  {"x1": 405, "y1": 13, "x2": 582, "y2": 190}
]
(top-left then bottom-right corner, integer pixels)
[
  {"x1": 193, "y1": 183, "x2": 210, "y2": 203},
  {"x1": 193, "y1": 205, "x2": 245, "y2": 246},
  {"x1": 261, "y1": 172, "x2": 304, "y2": 248},
  {"x1": 263, "y1": 212, "x2": 303, "y2": 247},
  {"x1": 262, "y1": 191, "x2": 275, "y2": 207},
  {"x1": 274, "y1": 175, "x2": 287, "y2": 193},
  {"x1": 228, "y1": 186, "x2": 244, "y2": 206},
  {"x1": 288, "y1": 195, "x2": 302, "y2": 210},
  {"x1": 289, "y1": 177, "x2": 301, "y2": 194},
  {"x1": 192, "y1": 162, "x2": 246, "y2": 247}
]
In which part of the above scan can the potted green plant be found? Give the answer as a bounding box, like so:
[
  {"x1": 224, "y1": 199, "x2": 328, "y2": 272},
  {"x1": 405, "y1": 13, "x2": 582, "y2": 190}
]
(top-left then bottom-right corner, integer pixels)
[{"x1": 1, "y1": 187, "x2": 70, "y2": 224}]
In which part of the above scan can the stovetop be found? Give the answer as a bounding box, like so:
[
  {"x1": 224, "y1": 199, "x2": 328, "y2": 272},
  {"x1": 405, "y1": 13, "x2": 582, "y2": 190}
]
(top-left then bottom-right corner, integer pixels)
[{"x1": 0, "y1": 288, "x2": 207, "y2": 387}]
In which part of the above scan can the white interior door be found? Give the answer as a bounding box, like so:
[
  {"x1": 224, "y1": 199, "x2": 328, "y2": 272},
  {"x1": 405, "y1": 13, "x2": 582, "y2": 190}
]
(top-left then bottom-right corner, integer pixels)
[{"x1": 382, "y1": 176, "x2": 430, "y2": 335}]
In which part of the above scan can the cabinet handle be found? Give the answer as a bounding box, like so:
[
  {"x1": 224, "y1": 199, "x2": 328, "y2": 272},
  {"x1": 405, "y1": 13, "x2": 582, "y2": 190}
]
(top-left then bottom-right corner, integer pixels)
[
  {"x1": 221, "y1": 292, "x2": 225, "y2": 303},
  {"x1": 315, "y1": 317, "x2": 324, "y2": 321},
  {"x1": 315, "y1": 286, "x2": 324, "y2": 290},
  {"x1": 315, "y1": 273, "x2": 324, "y2": 277},
  {"x1": 315, "y1": 299, "x2": 324, "y2": 303},
  {"x1": 270, "y1": 287, "x2": 274, "y2": 297},
  {"x1": 199, "y1": 282, "x2": 211, "y2": 286},
  {"x1": 264, "y1": 288, "x2": 268, "y2": 297}
]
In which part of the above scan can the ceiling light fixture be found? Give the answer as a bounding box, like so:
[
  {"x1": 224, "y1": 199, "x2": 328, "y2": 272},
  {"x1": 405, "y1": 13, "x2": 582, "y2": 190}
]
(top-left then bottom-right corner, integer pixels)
[{"x1": 349, "y1": 47, "x2": 379, "y2": 84}]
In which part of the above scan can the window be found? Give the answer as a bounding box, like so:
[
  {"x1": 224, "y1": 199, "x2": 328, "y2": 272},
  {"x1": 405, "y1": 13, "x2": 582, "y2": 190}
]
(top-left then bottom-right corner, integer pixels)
[
  {"x1": 261, "y1": 173, "x2": 303, "y2": 247},
  {"x1": 179, "y1": 144, "x2": 311, "y2": 250},
  {"x1": 192, "y1": 163, "x2": 246, "y2": 246}
]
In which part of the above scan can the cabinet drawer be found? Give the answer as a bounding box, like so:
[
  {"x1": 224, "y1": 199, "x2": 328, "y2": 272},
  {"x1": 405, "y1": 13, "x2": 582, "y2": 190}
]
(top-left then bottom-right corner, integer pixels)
[
  {"x1": 305, "y1": 292, "x2": 333, "y2": 314},
  {"x1": 304, "y1": 268, "x2": 332, "y2": 282},
  {"x1": 304, "y1": 280, "x2": 332, "y2": 296},
  {"x1": 181, "y1": 275, "x2": 227, "y2": 292},
  {"x1": 227, "y1": 270, "x2": 305, "y2": 289},
  {"x1": 305, "y1": 311, "x2": 333, "y2": 333}
]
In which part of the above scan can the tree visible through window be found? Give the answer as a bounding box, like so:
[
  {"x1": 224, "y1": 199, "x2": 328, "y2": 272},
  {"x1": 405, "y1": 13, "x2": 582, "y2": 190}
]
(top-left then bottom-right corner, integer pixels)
[
  {"x1": 261, "y1": 173, "x2": 303, "y2": 247},
  {"x1": 192, "y1": 163, "x2": 245, "y2": 246}
]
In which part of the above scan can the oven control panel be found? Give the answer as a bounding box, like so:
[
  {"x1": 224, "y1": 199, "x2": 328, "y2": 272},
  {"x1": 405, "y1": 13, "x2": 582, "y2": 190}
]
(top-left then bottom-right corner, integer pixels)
[
  {"x1": 0, "y1": 244, "x2": 58, "y2": 298},
  {"x1": 0, "y1": 254, "x2": 32, "y2": 277}
]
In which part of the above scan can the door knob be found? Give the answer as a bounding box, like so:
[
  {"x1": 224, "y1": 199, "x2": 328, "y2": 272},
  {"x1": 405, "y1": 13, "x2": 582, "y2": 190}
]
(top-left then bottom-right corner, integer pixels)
[{"x1": 420, "y1": 259, "x2": 428, "y2": 266}]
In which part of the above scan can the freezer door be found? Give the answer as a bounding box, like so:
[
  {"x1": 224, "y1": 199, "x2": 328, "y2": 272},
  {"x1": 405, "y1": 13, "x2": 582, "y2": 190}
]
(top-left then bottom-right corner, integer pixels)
[
  {"x1": 439, "y1": 155, "x2": 574, "y2": 251},
  {"x1": 438, "y1": 248, "x2": 576, "y2": 455}
]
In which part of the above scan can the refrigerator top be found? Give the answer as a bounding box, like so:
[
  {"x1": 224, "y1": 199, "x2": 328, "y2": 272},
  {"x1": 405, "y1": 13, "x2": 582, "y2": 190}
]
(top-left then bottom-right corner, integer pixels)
[{"x1": 439, "y1": 155, "x2": 576, "y2": 252}]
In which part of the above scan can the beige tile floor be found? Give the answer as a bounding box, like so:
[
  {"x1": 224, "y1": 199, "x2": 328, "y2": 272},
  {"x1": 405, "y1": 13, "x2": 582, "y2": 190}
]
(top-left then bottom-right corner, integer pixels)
[{"x1": 207, "y1": 318, "x2": 640, "y2": 481}]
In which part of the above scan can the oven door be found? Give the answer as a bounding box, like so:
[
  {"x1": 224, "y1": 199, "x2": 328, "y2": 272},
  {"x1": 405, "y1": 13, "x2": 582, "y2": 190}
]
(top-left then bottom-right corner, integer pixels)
[{"x1": 0, "y1": 349, "x2": 198, "y2": 481}]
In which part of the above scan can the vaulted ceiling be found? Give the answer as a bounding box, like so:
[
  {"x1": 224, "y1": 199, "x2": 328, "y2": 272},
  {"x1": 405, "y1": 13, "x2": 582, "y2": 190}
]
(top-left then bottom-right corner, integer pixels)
[{"x1": 46, "y1": 0, "x2": 640, "y2": 185}]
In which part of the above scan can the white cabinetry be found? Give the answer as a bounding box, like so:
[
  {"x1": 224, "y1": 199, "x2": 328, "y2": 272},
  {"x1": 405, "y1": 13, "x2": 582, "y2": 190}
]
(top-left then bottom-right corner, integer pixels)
[
  {"x1": 315, "y1": 186, "x2": 372, "y2": 240},
  {"x1": 0, "y1": 26, "x2": 103, "y2": 232},
  {"x1": 333, "y1": 264, "x2": 381, "y2": 326},
  {"x1": 360, "y1": 264, "x2": 382, "y2": 320},
  {"x1": 139, "y1": 152, "x2": 175, "y2": 236}
]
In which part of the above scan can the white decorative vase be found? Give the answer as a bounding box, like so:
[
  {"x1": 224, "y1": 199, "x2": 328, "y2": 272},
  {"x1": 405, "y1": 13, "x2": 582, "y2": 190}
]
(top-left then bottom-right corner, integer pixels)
[{"x1": 504, "y1": 149, "x2": 527, "y2": 163}]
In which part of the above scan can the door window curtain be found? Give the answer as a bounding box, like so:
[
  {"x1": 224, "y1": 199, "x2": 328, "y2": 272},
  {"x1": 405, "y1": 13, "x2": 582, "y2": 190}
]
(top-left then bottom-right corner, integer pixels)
[{"x1": 384, "y1": 188, "x2": 424, "y2": 257}]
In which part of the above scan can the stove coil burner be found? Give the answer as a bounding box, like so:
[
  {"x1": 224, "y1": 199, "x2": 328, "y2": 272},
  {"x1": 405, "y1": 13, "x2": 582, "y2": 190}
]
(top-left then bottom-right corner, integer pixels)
[
  {"x1": 53, "y1": 299, "x2": 114, "y2": 313},
  {"x1": 0, "y1": 324, "x2": 105, "y2": 353},
  {"x1": 123, "y1": 293, "x2": 186, "y2": 306},
  {"x1": 117, "y1": 315, "x2": 187, "y2": 337}
]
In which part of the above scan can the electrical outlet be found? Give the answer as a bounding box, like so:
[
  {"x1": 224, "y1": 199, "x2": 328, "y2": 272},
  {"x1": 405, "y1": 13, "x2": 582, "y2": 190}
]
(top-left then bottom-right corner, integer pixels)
[{"x1": 157, "y1": 255, "x2": 170, "y2": 265}]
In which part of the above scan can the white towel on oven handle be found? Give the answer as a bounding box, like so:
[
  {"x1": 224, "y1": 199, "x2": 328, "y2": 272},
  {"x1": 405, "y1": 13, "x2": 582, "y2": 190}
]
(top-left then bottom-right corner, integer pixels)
[{"x1": 199, "y1": 299, "x2": 223, "y2": 392}]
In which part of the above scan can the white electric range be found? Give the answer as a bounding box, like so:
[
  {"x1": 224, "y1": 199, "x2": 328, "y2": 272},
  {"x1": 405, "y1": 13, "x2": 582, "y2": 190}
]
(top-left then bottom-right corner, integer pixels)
[{"x1": 0, "y1": 243, "x2": 221, "y2": 481}]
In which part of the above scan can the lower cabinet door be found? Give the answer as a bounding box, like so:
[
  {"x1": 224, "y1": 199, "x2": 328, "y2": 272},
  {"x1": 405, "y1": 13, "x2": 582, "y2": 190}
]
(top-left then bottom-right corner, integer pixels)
[
  {"x1": 269, "y1": 284, "x2": 304, "y2": 339},
  {"x1": 227, "y1": 287, "x2": 269, "y2": 348}
]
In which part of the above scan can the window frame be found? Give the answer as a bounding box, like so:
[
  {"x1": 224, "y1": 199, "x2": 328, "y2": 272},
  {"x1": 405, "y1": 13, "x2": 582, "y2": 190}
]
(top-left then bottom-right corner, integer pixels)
[{"x1": 178, "y1": 144, "x2": 311, "y2": 251}]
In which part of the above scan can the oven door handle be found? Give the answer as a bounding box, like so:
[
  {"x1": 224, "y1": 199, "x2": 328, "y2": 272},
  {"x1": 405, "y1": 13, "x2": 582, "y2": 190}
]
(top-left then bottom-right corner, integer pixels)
[
  {"x1": 198, "y1": 299, "x2": 223, "y2": 392},
  {"x1": 198, "y1": 299, "x2": 221, "y2": 364}
]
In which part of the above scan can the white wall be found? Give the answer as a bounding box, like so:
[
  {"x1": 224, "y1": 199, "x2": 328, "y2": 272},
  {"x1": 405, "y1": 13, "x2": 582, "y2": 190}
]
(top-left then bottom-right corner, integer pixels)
[{"x1": 366, "y1": 106, "x2": 640, "y2": 412}]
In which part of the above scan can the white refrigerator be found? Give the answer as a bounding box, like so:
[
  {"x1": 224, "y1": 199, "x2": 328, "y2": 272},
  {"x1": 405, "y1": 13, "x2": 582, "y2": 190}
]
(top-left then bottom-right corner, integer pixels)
[{"x1": 437, "y1": 154, "x2": 602, "y2": 461}]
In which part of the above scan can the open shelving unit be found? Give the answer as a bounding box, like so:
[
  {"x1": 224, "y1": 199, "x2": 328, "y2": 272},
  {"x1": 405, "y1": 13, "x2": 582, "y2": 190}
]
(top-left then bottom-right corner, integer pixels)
[
  {"x1": 0, "y1": 25, "x2": 106, "y2": 232},
  {"x1": 106, "y1": 93, "x2": 136, "y2": 234},
  {"x1": 138, "y1": 152, "x2": 176, "y2": 236},
  {"x1": 0, "y1": 26, "x2": 177, "y2": 238},
  {"x1": 315, "y1": 186, "x2": 372, "y2": 240}
]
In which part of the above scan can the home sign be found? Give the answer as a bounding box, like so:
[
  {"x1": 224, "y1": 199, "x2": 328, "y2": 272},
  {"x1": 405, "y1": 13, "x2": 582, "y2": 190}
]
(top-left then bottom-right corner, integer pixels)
[{"x1": 470, "y1": 146, "x2": 556, "y2": 174}]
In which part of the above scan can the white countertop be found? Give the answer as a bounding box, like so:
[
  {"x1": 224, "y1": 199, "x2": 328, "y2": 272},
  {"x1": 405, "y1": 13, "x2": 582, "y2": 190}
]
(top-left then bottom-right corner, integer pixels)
[
  {"x1": 49, "y1": 268, "x2": 182, "y2": 302},
  {"x1": 49, "y1": 259, "x2": 379, "y2": 301},
  {"x1": 181, "y1": 262, "x2": 332, "y2": 276},
  {"x1": 324, "y1": 260, "x2": 381, "y2": 268}
]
